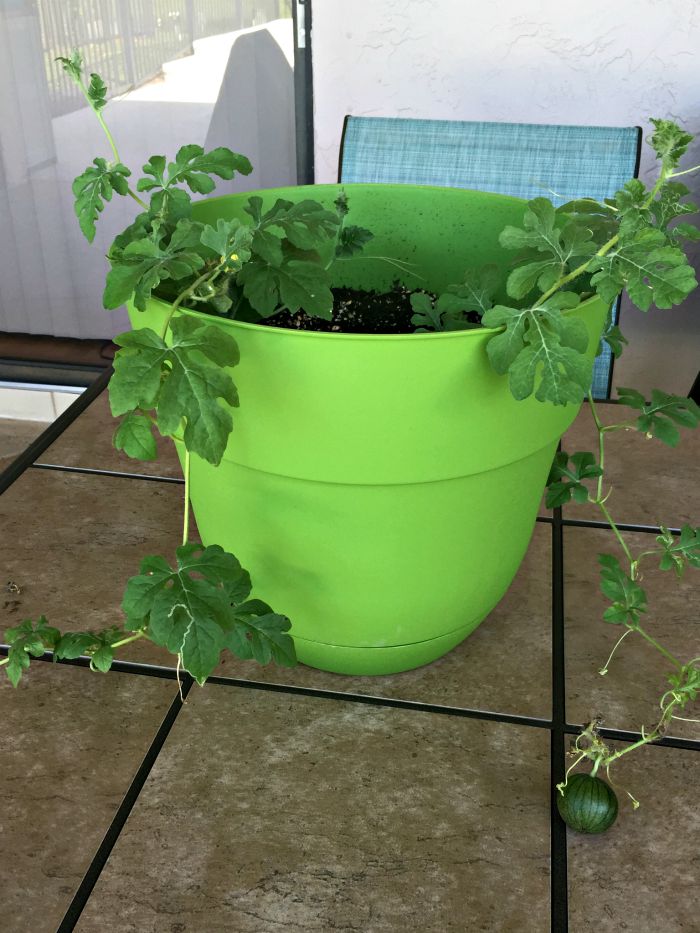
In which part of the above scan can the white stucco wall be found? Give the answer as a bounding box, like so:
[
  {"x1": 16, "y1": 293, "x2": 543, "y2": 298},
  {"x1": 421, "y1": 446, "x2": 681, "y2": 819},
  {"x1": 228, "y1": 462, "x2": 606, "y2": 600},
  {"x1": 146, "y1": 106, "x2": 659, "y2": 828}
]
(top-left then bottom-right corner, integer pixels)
[{"x1": 311, "y1": 0, "x2": 700, "y2": 395}]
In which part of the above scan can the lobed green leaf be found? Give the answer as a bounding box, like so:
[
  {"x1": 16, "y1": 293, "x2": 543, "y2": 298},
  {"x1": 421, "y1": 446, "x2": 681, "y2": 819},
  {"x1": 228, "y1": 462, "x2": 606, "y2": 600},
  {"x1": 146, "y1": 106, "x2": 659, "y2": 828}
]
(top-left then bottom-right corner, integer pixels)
[
  {"x1": 410, "y1": 292, "x2": 441, "y2": 332},
  {"x1": 655, "y1": 525, "x2": 700, "y2": 576},
  {"x1": 87, "y1": 72, "x2": 108, "y2": 111},
  {"x1": 138, "y1": 146, "x2": 252, "y2": 196},
  {"x1": 616, "y1": 387, "x2": 700, "y2": 447},
  {"x1": 650, "y1": 118, "x2": 694, "y2": 171},
  {"x1": 200, "y1": 218, "x2": 253, "y2": 272},
  {"x1": 336, "y1": 224, "x2": 374, "y2": 257},
  {"x1": 113, "y1": 411, "x2": 158, "y2": 461},
  {"x1": 446, "y1": 265, "x2": 501, "y2": 317},
  {"x1": 73, "y1": 158, "x2": 131, "y2": 242},
  {"x1": 483, "y1": 293, "x2": 591, "y2": 405},
  {"x1": 110, "y1": 317, "x2": 240, "y2": 465},
  {"x1": 258, "y1": 198, "x2": 339, "y2": 251},
  {"x1": 104, "y1": 220, "x2": 205, "y2": 310},
  {"x1": 546, "y1": 450, "x2": 602, "y2": 507},
  {"x1": 598, "y1": 554, "x2": 647, "y2": 625},
  {"x1": 56, "y1": 50, "x2": 83, "y2": 82},
  {"x1": 238, "y1": 256, "x2": 334, "y2": 319},
  {"x1": 589, "y1": 227, "x2": 697, "y2": 311},
  {"x1": 121, "y1": 544, "x2": 295, "y2": 683},
  {"x1": 3, "y1": 617, "x2": 60, "y2": 687},
  {"x1": 650, "y1": 182, "x2": 698, "y2": 233},
  {"x1": 601, "y1": 323, "x2": 628, "y2": 358},
  {"x1": 222, "y1": 600, "x2": 296, "y2": 667}
]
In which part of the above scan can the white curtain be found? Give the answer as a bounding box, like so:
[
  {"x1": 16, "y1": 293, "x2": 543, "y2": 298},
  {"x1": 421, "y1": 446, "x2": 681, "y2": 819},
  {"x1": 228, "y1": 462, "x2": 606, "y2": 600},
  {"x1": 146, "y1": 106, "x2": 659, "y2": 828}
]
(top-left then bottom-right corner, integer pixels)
[{"x1": 0, "y1": 1, "x2": 295, "y2": 339}]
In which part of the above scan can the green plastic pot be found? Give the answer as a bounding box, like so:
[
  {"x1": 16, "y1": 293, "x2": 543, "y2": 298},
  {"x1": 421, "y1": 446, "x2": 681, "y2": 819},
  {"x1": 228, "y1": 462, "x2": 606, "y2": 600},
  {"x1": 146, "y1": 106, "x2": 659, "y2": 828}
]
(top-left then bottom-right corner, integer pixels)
[{"x1": 129, "y1": 184, "x2": 608, "y2": 675}]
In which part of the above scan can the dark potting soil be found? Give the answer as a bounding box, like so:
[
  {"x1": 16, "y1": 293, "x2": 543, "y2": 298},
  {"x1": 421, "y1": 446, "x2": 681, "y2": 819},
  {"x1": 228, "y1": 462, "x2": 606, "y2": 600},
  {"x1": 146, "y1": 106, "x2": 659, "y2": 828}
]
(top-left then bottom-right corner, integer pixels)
[{"x1": 261, "y1": 282, "x2": 426, "y2": 334}]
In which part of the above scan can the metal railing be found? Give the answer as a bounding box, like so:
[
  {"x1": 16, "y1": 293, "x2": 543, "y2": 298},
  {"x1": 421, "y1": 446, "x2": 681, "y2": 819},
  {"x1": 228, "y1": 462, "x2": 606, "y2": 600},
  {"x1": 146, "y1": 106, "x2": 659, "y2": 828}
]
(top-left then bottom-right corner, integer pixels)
[{"x1": 39, "y1": 0, "x2": 291, "y2": 117}]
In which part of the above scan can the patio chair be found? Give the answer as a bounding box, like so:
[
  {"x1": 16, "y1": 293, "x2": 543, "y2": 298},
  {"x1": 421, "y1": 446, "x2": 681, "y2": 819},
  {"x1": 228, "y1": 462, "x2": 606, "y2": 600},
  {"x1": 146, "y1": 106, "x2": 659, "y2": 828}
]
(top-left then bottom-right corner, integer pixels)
[{"x1": 338, "y1": 115, "x2": 642, "y2": 399}]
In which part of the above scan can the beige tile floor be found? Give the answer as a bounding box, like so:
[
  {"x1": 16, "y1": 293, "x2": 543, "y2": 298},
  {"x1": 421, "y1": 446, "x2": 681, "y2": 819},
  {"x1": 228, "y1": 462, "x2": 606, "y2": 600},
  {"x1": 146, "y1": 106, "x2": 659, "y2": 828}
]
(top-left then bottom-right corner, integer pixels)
[
  {"x1": 1, "y1": 663, "x2": 177, "y2": 933},
  {"x1": 0, "y1": 418, "x2": 48, "y2": 471},
  {"x1": 567, "y1": 741, "x2": 700, "y2": 932},
  {"x1": 74, "y1": 687, "x2": 551, "y2": 933},
  {"x1": 0, "y1": 388, "x2": 698, "y2": 932}
]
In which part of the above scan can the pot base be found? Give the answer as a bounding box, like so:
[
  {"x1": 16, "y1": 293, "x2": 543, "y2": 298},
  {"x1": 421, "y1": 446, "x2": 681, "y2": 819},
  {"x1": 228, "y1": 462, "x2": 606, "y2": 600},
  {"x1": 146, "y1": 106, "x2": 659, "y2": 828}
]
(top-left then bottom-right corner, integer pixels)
[{"x1": 292, "y1": 617, "x2": 482, "y2": 676}]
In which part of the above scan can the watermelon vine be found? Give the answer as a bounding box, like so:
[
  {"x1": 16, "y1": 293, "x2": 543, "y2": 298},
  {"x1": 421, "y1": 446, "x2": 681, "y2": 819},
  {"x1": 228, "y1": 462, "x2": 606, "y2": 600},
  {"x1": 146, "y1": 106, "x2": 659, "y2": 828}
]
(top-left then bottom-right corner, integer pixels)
[{"x1": 1, "y1": 52, "x2": 698, "y2": 829}]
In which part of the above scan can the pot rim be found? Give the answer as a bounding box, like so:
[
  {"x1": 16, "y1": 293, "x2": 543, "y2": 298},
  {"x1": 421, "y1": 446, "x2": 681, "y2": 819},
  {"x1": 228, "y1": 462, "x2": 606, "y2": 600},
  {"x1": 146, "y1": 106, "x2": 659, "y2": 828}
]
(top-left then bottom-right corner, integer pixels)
[
  {"x1": 143, "y1": 291, "x2": 603, "y2": 344},
  {"x1": 138, "y1": 183, "x2": 603, "y2": 343}
]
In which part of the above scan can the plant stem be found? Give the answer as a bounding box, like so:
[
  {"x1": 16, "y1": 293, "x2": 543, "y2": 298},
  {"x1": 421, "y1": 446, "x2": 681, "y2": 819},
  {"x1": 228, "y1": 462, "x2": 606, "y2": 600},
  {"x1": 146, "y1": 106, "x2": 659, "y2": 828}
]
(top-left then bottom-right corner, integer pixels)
[
  {"x1": 586, "y1": 392, "x2": 683, "y2": 672},
  {"x1": 127, "y1": 188, "x2": 149, "y2": 211},
  {"x1": 587, "y1": 393, "x2": 635, "y2": 564},
  {"x1": 597, "y1": 499, "x2": 634, "y2": 564},
  {"x1": 537, "y1": 156, "x2": 672, "y2": 312},
  {"x1": 668, "y1": 164, "x2": 700, "y2": 178},
  {"x1": 183, "y1": 449, "x2": 191, "y2": 546},
  {"x1": 77, "y1": 75, "x2": 120, "y2": 161},
  {"x1": 588, "y1": 391, "x2": 607, "y2": 502},
  {"x1": 604, "y1": 734, "x2": 653, "y2": 764},
  {"x1": 143, "y1": 412, "x2": 184, "y2": 444},
  {"x1": 634, "y1": 623, "x2": 683, "y2": 671},
  {"x1": 160, "y1": 266, "x2": 223, "y2": 340},
  {"x1": 603, "y1": 700, "x2": 677, "y2": 766},
  {"x1": 559, "y1": 751, "x2": 588, "y2": 789},
  {"x1": 536, "y1": 235, "x2": 619, "y2": 306},
  {"x1": 599, "y1": 628, "x2": 633, "y2": 674},
  {"x1": 72, "y1": 74, "x2": 148, "y2": 210},
  {"x1": 642, "y1": 163, "x2": 673, "y2": 209},
  {"x1": 601, "y1": 420, "x2": 638, "y2": 433},
  {"x1": 109, "y1": 632, "x2": 145, "y2": 649},
  {"x1": 0, "y1": 657, "x2": 8, "y2": 667},
  {"x1": 335, "y1": 255, "x2": 424, "y2": 279}
]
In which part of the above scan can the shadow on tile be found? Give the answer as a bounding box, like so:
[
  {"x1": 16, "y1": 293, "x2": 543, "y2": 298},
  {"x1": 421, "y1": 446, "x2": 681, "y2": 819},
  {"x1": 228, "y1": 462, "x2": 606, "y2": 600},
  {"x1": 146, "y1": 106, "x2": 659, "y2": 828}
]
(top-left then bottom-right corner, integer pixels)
[
  {"x1": 565, "y1": 526, "x2": 699, "y2": 739},
  {"x1": 75, "y1": 685, "x2": 551, "y2": 933},
  {"x1": 567, "y1": 742, "x2": 699, "y2": 932},
  {"x1": 0, "y1": 663, "x2": 177, "y2": 933}
]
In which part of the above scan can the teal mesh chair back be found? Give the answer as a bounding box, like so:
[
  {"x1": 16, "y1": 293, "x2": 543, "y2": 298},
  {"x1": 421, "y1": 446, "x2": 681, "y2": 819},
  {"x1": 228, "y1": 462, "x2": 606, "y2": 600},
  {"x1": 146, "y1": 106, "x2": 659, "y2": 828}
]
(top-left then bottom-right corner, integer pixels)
[{"x1": 339, "y1": 115, "x2": 642, "y2": 398}]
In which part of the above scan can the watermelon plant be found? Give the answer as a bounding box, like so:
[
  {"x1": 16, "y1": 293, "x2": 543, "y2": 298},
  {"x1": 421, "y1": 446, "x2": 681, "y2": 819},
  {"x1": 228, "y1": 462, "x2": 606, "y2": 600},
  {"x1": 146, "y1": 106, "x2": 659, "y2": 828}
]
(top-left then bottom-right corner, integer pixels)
[{"x1": 1, "y1": 53, "x2": 698, "y2": 830}]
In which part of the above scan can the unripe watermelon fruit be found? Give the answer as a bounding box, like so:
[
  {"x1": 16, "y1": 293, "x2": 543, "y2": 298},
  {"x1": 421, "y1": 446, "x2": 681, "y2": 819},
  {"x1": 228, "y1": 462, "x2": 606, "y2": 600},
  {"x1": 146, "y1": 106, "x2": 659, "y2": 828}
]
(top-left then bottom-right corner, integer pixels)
[{"x1": 557, "y1": 773, "x2": 618, "y2": 833}]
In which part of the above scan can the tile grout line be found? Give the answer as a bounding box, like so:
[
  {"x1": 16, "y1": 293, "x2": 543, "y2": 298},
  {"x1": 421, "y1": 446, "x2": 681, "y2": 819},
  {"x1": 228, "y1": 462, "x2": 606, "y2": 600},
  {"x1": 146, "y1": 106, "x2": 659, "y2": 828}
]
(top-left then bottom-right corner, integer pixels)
[
  {"x1": 5, "y1": 647, "x2": 699, "y2": 751},
  {"x1": 55, "y1": 674, "x2": 194, "y2": 933},
  {"x1": 564, "y1": 723, "x2": 700, "y2": 753},
  {"x1": 559, "y1": 517, "x2": 681, "y2": 536},
  {"x1": 0, "y1": 646, "x2": 551, "y2": 730},
  {"x1": 550, "y1": 503, "x2": 569, "y2": 933},
  {"x1": 29, "y1": 462, "x2": 185, "y2": 484},
  {"x1": 536, "y1": 514, "x2": 682, "y2": 536}
]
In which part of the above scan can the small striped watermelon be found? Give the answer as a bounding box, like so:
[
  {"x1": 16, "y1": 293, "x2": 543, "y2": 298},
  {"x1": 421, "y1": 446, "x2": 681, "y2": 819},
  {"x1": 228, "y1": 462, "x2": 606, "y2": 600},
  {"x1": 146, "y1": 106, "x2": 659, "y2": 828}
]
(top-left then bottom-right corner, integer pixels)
[{"x1": 557, "y1": 773, "x2": 618, "y2": 833}]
